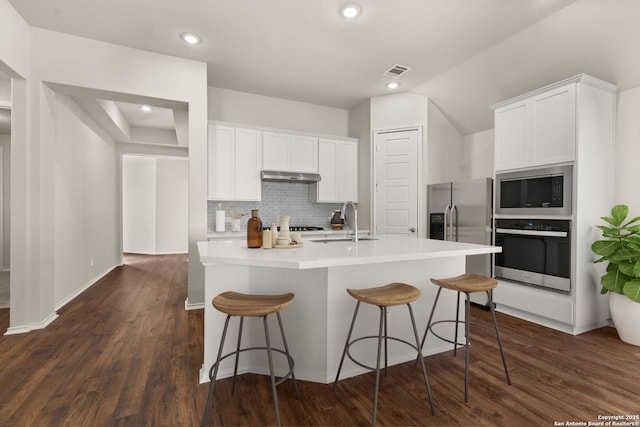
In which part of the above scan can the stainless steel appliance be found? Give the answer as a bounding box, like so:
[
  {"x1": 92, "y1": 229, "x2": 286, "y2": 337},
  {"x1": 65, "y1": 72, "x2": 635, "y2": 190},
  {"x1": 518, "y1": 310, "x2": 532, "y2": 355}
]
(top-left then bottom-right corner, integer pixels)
[
  {"x1": 494, "y1": 218, "x2": 571, "y2": 293},
  {"x1": 495, "y1": 165, "x2": 572, "y2": 216},
  {"x1": 427, "y1": 177, "x2": 493, "y2": 276}
]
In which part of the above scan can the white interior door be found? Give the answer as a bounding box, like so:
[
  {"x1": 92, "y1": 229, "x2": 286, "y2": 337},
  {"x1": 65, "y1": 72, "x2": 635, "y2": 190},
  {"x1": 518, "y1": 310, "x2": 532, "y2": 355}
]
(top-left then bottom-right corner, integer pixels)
[{"x1": 374, "y1": 129, "x2": 419, "y2": 236}]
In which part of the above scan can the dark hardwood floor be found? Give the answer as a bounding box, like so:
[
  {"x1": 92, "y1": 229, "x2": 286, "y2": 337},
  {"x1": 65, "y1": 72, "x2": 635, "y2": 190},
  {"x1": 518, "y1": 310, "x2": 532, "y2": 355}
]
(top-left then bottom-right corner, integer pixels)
[{"x1": 0, "y1": 253, "x2": 638, "y2": 426}]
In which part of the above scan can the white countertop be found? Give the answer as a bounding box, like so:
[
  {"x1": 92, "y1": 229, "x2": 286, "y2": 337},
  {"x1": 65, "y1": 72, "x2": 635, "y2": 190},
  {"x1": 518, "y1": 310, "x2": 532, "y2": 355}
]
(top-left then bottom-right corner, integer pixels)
[
  {"x1": 197, "y1": 235, "x2": 501, "y2": 269},
  {"x1": 206, "y1": 228, "x2": 367, "y2": 239}
]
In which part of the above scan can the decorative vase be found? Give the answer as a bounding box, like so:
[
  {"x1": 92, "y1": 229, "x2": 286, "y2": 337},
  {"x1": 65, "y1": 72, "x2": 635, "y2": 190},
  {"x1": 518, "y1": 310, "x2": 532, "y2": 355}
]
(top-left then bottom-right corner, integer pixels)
[
  {"x1": 230, "y1": 218, "x2": 241, "y2": 232},
  {"x1": 277, "y1": 215, "x2": 291, "y2": 246},
  {"x1": 278, "y1": 215, "x2": 290, "y2": 237},
  {"x1": 609, "y1": 292, "x2": 640, "y2": 346}
]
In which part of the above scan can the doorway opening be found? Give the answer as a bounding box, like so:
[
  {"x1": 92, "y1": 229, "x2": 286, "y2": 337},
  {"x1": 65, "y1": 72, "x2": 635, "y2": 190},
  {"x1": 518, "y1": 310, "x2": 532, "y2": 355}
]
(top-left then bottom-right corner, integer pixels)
[{"x1": 121, "y1": 154, "x2": 189, "y2": 257}]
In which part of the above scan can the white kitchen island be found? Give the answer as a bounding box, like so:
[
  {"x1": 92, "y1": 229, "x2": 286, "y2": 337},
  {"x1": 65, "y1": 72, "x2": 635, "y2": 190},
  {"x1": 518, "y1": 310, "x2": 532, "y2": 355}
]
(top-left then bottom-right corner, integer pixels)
[{"x1": 197, "y1": 235, "x2": 501, "y2": 384}]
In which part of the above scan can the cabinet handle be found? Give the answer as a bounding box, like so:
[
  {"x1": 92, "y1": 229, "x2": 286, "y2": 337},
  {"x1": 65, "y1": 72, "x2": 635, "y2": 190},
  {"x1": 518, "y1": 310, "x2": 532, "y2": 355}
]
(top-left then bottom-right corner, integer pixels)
[{"x1": 410, "y1": 227, "x2": 416, "y2": 232}]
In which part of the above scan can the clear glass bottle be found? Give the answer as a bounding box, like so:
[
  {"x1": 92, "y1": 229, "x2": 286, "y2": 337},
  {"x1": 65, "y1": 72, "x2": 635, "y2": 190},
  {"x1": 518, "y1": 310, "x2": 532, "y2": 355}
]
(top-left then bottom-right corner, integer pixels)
[{"x1": 247, "y1": 209, "x2": 263, "y2": 248}]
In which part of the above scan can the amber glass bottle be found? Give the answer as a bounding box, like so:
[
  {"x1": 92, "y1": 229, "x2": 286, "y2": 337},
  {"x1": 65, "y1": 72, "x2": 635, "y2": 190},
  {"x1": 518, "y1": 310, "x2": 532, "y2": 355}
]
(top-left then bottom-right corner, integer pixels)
[{"x1": 247, "y1": 209, "x2": 263, "y2": 248}]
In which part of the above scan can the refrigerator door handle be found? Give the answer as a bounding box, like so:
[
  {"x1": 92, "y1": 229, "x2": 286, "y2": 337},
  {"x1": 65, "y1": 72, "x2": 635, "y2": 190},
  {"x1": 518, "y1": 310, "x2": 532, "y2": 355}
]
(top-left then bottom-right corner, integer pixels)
[
  {"x1": 443, "y1": 205, "x2": 451, "y2": 241},
  {"x1": 451, "y1": 204, "x2": 459, "y2": 241}
]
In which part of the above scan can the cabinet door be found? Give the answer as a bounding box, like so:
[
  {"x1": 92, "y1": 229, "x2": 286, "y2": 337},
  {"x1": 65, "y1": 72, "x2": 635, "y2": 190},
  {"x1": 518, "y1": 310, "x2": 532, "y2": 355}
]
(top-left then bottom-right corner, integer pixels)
[
  {"x1": 336, "y1": 141, "x2": 358, "y2": 202},
  {"x1": 317, "y1": 139, "x2": 337, "y2": 201},
  {"x1": 234, "y1": 128, "x2": 262, "y2": 201},
  {"x1": 262, "y1": 132, "x2": 290, "y2": 171},
  {"x1": 208, "y1": 125, "x2": 235, "y2": 199},
  {"x1": 494, "y1": 102, "x2": 529, "y2": 171},
  {"x1": 531, "y1": 84, "x2": 576, "y2": 166},
  {"x1": 290, "y1": 135, "x2": 318, "y2": 173}
]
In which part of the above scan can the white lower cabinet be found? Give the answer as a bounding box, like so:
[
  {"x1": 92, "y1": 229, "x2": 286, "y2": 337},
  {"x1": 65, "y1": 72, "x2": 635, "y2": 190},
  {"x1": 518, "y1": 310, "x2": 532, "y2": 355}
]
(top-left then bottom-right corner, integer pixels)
[
  {"x1": 208, "y1": 124, "x2": 261, "y2": 201},
  {"x1": 311, "y1": 138, "x2": 358, "y2": 203}
]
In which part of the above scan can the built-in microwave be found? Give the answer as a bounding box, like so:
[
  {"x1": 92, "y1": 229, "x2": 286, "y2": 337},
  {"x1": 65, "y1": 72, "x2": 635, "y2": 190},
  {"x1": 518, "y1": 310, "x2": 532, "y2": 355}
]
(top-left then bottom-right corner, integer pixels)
[{"x1": 495, "y1": 165, "x2": 572, "y2": 216}]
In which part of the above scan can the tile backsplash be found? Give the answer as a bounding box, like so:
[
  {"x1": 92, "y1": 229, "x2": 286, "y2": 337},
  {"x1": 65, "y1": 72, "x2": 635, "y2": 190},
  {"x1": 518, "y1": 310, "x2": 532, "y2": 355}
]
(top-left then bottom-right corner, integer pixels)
[{"x1": 208, "y1": 181, "x2": 343, "y2": 231}]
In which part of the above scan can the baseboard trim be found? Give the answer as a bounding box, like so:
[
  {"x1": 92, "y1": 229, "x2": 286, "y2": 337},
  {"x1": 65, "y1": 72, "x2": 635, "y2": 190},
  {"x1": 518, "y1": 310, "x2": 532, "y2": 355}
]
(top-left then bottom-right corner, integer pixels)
[
  {"x1": 185, "y1": 298, "x2": 204, "y2": 311},
  {"x1": 54, "y1": 265, "x2": 118, "y2": 312},
  {"x1": 4, "y1": 312, "x2": 59, "y2": 336}
]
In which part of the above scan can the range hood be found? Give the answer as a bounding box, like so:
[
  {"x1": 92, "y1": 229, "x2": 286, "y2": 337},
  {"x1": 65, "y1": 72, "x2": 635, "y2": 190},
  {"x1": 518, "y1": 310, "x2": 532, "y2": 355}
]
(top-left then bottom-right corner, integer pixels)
[{"x1": 261, "y1": 170, "x2": 321, "y2": 183}]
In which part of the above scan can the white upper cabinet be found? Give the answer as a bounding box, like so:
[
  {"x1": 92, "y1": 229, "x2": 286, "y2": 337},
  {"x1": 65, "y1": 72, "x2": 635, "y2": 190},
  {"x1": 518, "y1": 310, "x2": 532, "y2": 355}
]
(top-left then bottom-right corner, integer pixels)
[
  {"x1": 494, "y1": 82, "x2": 576, "y2": 171},
  {"x1": 531, "y1": 85, "x2": 576, "y2": 166},
  {"x1": 208, "y1": 124, "x2": 261, "y2": 201},
  {"x1": 494, "y1": 101, "x2": 529, "y2": 171},
  {"x1": 262, "y1": 131, "x2": 318, "y2": 173},
  {"x1": 311, "y1": 138, "x2": 358, "y2": 203}
]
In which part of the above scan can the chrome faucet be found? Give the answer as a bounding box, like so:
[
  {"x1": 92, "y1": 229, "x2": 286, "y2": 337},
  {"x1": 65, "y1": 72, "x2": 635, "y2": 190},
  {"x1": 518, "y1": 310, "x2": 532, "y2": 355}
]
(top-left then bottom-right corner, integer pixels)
[{"x1": 340, "y1": 201, "x2": 358, "y2": 242}]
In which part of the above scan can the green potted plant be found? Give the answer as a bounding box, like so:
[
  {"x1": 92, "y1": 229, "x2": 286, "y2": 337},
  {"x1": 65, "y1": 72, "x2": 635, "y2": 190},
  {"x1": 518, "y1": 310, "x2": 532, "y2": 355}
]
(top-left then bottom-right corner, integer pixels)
[{"x1": 591, "y1": 204, "x2": 640, "y2": 345}]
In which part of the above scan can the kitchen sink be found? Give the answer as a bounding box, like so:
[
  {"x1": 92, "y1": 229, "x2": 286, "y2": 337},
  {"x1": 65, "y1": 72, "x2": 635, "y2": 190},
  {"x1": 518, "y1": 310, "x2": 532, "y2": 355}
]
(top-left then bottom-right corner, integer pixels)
[{"x1": 310, "y1": 237, "x2": 379, "y2": 243}]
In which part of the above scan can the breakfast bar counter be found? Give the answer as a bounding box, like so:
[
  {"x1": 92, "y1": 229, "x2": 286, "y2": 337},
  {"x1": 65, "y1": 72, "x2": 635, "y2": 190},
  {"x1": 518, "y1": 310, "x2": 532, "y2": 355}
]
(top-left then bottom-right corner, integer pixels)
[{"x1": 197, "y1": 235, "x2": 501, "y2": 384}]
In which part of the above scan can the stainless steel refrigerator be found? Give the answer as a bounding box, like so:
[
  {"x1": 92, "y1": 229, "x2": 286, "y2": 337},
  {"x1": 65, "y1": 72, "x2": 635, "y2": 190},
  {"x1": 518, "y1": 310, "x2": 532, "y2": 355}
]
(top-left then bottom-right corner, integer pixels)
[{"x1": 427, "y1": 177, "x2": 493, "y2": 279}]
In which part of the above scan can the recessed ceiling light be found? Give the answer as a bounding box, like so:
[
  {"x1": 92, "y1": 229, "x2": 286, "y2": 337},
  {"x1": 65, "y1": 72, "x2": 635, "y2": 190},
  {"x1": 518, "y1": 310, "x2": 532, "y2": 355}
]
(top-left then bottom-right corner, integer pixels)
[
  {"x1": 340, "y1": 3, "x2": 361, "y2": 18},
  {"x1": 139, "y1": 105, "x2": 152, "y2": 112},
  {"x1": 181, "y1": 32, "x2": 201, "y2": 45},
  {"x1": 386, "y1": 82, "x2": 400, "y2": 90}
]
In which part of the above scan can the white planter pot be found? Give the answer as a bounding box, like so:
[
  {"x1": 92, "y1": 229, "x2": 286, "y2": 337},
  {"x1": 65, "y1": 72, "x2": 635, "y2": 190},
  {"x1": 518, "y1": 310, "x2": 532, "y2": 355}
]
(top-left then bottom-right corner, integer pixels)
[{"x1": 609, "y1": 292, "x2": 640, "y2": 346}]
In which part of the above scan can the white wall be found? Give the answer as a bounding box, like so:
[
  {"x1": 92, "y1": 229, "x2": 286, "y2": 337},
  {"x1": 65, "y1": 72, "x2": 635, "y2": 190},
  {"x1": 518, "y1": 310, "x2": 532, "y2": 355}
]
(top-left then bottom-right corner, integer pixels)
[
  {"x1": 0, "y1": 80, "x2": 10, "y2": 101},
  {"x1": 0, "y1": 134, "x2": 9, "y2": 270},
  {"x1": 0, "y1": 0, "x2": 29, "y2": 80},
  {"x1": 614, "y1": 86, "x2": 640, "y2": 216},
  {"x1": 349, "y1": 99, "x2": 371, "y2": 229},
  {"x1": 122, "y1": 155, "x2": 188, "y2": 255},
  {"x1": 123, "y1": 156, "x2": 157, "y2": 254},
  {"x1": 462, "y1": 129, "x2": 494, "y2": 180},
  {"x1": 427, "y1": 100, "x2": 464, "y2": 184},
  {"x1": 156, "y1": 158, "x2": 188, "y2": 253},
  {"x1": 208, "y1": 87, "x2": 350, "y2": 136},
  {"x1": 53, "y1": 92, "x2": 118, "y2": 306}
]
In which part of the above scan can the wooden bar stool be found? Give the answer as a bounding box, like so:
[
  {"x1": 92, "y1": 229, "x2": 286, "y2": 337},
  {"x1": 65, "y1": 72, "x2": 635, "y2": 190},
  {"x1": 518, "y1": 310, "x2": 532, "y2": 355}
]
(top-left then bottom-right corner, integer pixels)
[
  {"x1": 333, "y1": 283, "x2": 435, "y2": 426},
  {"x1": 201, "y1": 291, "x2": 300, "y2": 427},
  {"x1": 419, "y1": 273, "x2": 511, "y2": 402}
]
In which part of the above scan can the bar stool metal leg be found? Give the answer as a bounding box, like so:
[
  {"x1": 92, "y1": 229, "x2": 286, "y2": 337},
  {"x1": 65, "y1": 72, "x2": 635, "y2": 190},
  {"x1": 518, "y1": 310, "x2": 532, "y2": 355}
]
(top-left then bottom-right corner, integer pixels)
[
  {"x1": 332, "y1": 301, "x2": 361, "y2": 390},
  {"x1": 463, "y1": 292, "x2": 471, "y2": 402},
  {"x1": 263, "y1": 315, "x2": 283, "y2": 427},
  {"x1": 418, "y1": 287, "x2": 443, "y2": 354},
  {"x1": 488, "y1": 290, "x2": 511, "y2": 385},
  {"x1": 276, "y1": 311, "x2": 301, "y2": 399},
  {"x1": 383, "y1": 307, "x2": 389, "y2": 376},
  {"x1": 408, "y1": 303, "x2": 436, "y2": 415},
  {"x1": 454, "y1": 291, "x2": 461, "y2": 356},
  {"x1": 231, "y1": 316, "x2": 244, "y2": 395},
  {"x1": 201, "y1": 315, "x2": 232, "y2": 427},
  {"x1": 372, "y1": 306, "x2": 385, "y2": 427}
]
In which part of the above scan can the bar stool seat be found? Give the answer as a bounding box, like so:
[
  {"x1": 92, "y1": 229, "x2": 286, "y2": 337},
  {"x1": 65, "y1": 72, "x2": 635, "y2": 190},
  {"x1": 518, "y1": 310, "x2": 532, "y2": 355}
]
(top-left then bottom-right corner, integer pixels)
[
  {"x1": 347, "y1": 282, "x2": 422, "y2": 306},
  {"x1": 213, "y1": 291, "x2": 295, "y2": 316},
  {"x1": 201, "y1": 291, "x2": 300, "y2": 427},
  {"x1": 334, "y1": 282, "x2": 435, "y2": 426},
  {"x1": 419, "y1": 273, "x2": 511, "y2": 403}
]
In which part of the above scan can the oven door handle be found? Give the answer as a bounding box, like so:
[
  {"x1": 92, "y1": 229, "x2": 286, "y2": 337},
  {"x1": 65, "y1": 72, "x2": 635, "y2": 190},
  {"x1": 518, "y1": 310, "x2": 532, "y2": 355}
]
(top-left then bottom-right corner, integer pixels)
[{"x1": 495, "y1": 228, "x2": 568, "y2": 238}]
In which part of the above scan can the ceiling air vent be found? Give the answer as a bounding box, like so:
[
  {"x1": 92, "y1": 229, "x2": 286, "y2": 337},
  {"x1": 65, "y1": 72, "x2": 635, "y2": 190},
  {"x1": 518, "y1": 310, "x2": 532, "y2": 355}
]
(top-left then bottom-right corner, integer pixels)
[{"x1": 383, "y1": 64, "x2": 411, "y2": 78}]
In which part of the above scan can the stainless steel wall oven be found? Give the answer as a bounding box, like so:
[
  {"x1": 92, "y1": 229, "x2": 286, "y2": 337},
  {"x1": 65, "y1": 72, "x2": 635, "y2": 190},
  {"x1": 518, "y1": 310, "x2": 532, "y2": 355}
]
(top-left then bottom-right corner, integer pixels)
[{"x1": 494, "y1": 218, "x2": 571, "y2": 293}]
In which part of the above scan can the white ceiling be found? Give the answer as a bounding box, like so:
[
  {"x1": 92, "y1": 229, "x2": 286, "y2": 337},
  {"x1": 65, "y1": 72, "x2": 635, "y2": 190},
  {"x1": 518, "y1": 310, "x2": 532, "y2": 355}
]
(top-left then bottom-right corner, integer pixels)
[{"x1": 7, "y1": 0, "x2": 640, "y2": 135}]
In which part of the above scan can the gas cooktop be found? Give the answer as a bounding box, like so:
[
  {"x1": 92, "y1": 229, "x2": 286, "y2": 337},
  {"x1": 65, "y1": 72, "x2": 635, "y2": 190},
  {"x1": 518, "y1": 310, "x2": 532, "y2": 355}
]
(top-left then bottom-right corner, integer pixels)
[{"x1": 264, "y1": 226, "x2": 324, "y2": 231}]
